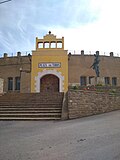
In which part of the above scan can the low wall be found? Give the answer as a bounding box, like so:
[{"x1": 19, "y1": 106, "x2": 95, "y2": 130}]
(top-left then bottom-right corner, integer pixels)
[{"x1": 68, "y1": 90, "x2": 120, "y2": 119}]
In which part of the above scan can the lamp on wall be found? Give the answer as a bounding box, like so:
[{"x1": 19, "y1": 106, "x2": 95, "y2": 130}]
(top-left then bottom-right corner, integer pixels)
[
  {"x1": 28, "y1": 53, "x2": 31, "y2": 72},
  {"x1": 28, "y1": 53, "x2": 31, "y2": 62},
  {"x1": 68, "y1": 52, "x2": 71, "y2": 60},
  {"x1": 19, "y1": 67, "x2": 22, "y2": 79},
  {"x1": 19, "y1": 67, "x2": 31, "y2": 80},
  {"x1": 19, "y1": 53, "x2": 31, "y2": 76}
]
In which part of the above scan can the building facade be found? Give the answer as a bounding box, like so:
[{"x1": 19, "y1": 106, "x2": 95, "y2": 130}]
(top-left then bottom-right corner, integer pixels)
[
  {"x1": 0, "y1": 32, "x2": 120, "y2": 93},
  {"x1": 31, "y1": 32, "x2": 68, "y2": 93}
]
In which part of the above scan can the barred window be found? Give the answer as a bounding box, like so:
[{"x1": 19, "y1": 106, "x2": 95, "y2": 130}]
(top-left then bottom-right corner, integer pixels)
[
  {"x1": 15, "y1": 77, "x2": 20, "y2": 90},
  {"x1": 89, "y1": 76, "x2": 94, "y2": 84},
  {"x1": 80, "y1": 76, "x2": 86, "y2": 86},
  {"x1": 112, "y1": 77, "x2": 117, "y2": 86},
  {"x1": 104, "y1": 77, "x2": 110, "y2": 85},
  {"x1": 8, "y1": 77, "x2": 13, "y2": 91}
]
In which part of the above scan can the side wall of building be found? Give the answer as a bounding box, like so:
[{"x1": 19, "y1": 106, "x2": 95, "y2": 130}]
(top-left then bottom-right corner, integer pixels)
[
  {"x1": 0, "y1": 53, "x2": 120, "y2": 93},
  {"x1": 68, "y1": 54, "x2": 120, "y2": 86},
  {"x1": 0, "y1": 78, "x2": 4, "y2": 93},
  {"x1": 0, "y1": 55, "x2": 31, "y2": 93}
]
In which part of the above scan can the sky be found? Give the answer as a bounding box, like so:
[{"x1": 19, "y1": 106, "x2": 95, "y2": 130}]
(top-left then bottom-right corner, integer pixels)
[{"x1": 0, "y1": 0, "x2": 120, "y2": 56}]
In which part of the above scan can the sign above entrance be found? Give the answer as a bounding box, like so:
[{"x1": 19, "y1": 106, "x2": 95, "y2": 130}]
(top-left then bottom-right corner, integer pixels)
[{"x1": 38, "y1": 62, "x2": 61, "y2": 68}]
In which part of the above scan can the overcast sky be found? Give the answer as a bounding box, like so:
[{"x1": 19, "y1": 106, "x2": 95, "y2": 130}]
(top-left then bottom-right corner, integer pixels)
[{"x1": 0, "y1": 0, "x2": 120, "y2": 56}]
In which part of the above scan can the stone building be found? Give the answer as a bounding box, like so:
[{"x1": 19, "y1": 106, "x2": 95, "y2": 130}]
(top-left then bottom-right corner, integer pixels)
[{"x1": 0, "y1": 32, "x2": 120, "y2": 93}]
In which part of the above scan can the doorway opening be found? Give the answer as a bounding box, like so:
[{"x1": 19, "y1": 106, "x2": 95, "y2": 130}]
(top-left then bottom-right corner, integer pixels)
[{"x1": 40, "y1": 74, "x2": 59, "y2": 92}]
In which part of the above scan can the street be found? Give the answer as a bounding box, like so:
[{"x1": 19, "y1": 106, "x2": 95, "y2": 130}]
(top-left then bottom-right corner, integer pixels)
[{"x1": 0, "y1": 111, "x2": 120, "y2": 160}]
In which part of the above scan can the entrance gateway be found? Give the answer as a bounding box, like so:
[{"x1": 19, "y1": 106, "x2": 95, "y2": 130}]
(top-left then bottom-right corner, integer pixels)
[
  {"x1": 31, "y1": 32, "x2": 68, "y2": 93},
  {"x1": 40, "y1": 74, "x2": 59, "y2": 92}
]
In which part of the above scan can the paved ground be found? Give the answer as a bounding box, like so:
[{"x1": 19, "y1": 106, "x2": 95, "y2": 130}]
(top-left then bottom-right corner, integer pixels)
[{"x1": 0, "y1": 111, "x2": 120, "y2": 160}]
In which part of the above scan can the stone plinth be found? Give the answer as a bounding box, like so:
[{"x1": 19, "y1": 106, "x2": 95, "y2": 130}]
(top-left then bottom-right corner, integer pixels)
[
  {"x1": 0, "y1": 78, "x2": 4, "y2": 93},
  {"x1": 96, "y1": 77, "x2": 104, "y2": 85},
  {"x1": 91, "y1": 77, "x2": 104, "y2": 86}
]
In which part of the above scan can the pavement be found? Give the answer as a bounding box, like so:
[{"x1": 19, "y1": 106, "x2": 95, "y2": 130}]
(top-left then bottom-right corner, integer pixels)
[{"x1": 0, "y1": 111, "x2": 120, "y2": 160}]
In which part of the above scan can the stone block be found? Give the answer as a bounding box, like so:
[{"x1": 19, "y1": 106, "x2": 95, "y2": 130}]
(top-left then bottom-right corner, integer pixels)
[
  {"x1": 96, "y1": 77, "x2": 105, "y2": 85},
  {"x1": 91, "y1": 77, "x2": 105, "y2": 85}
]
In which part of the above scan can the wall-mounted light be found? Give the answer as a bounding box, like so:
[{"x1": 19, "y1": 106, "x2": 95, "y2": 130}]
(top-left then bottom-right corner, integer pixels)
[
  {"x1": 28, "y1": 53, "x2": 31, "y2": 62},
  {"x1": 68, "y1": 52, "x2": 71, "y2": 60},
  {"x1": 19, "y1": 67, "x2": 30, "y2": 79}
]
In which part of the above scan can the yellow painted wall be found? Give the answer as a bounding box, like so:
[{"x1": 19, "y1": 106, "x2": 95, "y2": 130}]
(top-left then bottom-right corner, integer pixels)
[{"x1": 31, "y1": 33, "x2": 68, "y2": 93}]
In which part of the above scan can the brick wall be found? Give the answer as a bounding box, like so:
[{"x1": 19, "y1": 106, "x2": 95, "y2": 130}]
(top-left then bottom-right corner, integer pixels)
[{"x1": 68, "y1": 90, "x2": 120, "y2": 119}]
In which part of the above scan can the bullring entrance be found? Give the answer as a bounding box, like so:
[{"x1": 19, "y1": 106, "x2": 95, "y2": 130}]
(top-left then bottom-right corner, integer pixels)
[{"x1": 40, "y1": 74, "x2": 59, "y2": 92}]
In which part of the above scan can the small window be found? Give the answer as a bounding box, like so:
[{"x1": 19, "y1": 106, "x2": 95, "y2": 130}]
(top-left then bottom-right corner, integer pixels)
[
  {"x1": 44, "y1": 42, "x2": 49, "y2": 48},
  {"x1": 8, "y1": 77, "x2": 13, "y2": 91},
  {"x1": 104, "y1": 77, "x2": 110, "y2": 85},
  {"x1": 38, "y1": 42, "x2": 43, "y2": 48},
  {"x1": 15, "y1": 77, "x2": 20, "y2": 90},
  {"x1": 89, "y1": 76, "x2": 94, "y2": 84},
  {"x1": 51, "y1": 42, "x2": 56, "y2": 48},
  {"x1": 57, "y1": 41, "x2": 62, "y2": 48},
  {"x1": 80, "y1": 76, "x2": 87, "y2": 86},
  {"x1": 112, "y1": 77, "x2": 117, "y2": 86}
]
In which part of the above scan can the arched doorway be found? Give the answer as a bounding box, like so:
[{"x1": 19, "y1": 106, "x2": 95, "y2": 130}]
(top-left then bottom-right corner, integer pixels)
[{"x1": 40, "y1": 74, "x2": 59, "y2": 92}]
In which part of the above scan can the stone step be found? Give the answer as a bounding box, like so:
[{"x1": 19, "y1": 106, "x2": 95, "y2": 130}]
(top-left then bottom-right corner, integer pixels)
[
  {"x1": 0, "y1": 92, "x2": 63, "y2": 120},
  {"x1": 3, "y1": 92, "x2": 63, "y2": 96},
  {"x1": 0, "y1": 117, "x2": 61, "y2": 120},
  {"x1": 0, "y1": 108, "x2": 61, "y2": 111},
  {"x1": 0, "y1": 99, "x2": 63, "y2": 102},
  {"x1": 0, "y1": 110, "x2": 61, "y2": 113},
  {"x1": 0, "y1": 102, "x2": 62, "y2": 105},
  {"x1": 0, "y1": 96, "x2": 63, "y2": 98},
  {"x1": 0, "y1": 97, "x2": 63, "y2": 100},
  {"x1": 0, "y1": 93, "x2": 63, "y2": 100},
  {"x1": 0, "y1": 112, "x2": 61, "y2": 116},
  {"x1": 0, "y1": 99, "x2": 63, "y2": 103},
  {"x1": 0, "y1": 104, "x2": 61, "y2": 108}
]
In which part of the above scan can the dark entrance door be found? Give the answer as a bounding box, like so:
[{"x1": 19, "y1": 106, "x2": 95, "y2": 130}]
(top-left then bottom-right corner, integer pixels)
[{"x1": 40, "y1": 74, "x2": 59, "y2": 92}]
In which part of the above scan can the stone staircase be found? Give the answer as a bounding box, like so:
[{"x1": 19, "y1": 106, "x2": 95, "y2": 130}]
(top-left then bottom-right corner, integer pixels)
[{"x1": 0, "y1": 92, "x2": 64, "y2": 120}]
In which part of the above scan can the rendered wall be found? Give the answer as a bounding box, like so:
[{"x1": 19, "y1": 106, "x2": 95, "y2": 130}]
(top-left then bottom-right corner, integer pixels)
[
  {"x1": 0, "y1": 56, "x2": 31, "y2": 93},
  {"x1": 68, "y1": 55, "x2": 120, "y2": 86},
  {"x1": 31, "y1": 50, "x2": 68, "y2": 92},
  {"x1": 0, "y1": 78, "x2": 4, "y2": 93}
]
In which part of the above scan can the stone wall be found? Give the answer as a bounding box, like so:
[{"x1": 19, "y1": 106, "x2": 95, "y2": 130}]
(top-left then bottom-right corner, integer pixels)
[{"x1": 68, "y1": 90, "x2": 120, "y2": 119}]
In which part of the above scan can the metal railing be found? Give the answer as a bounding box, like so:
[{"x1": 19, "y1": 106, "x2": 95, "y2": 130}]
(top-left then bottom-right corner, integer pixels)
[
  {"x1": 0, "y1": 51, "x2": 32, "y2": 58},
  {"x1": 67, "y1": 50, "x2": 120, "y2": 57},
  {"x1": 0, "y1": 50, "x2": 120, "y2": 58}
]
